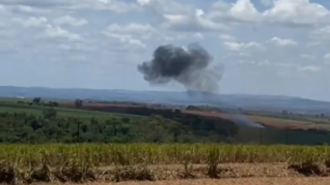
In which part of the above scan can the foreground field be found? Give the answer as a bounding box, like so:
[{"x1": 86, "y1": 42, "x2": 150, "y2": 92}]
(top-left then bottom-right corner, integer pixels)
[
  {"x1": 0, "y1": 162, "x2": 328, "y2": 184},
  {"x1": 116, "y1": 178, "x2": 330, "y2": 185},
  {"x1": 32, "y1": 178, "x2": 330, "y2": 185},
  {"x1": 0, "y1": 144, "x2": 330, "y2": 183},
  {"x1": 4, "y1": 143, "x2": 330, "y2": 166}
]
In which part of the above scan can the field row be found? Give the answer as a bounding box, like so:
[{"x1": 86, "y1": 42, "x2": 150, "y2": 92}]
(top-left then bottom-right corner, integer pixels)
[{"x1": 1, "y1": 144, "x2": 330, "y2": 167}]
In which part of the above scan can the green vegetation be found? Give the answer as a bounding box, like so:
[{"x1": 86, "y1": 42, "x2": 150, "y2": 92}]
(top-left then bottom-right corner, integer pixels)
[
  {"x1": 0, "y1": 100, "x2": 141, "y2": 118},
  {"x1": 3, "y1": 143, "x2": 330, "y2": 167},
  {"x1": 0, "y1": 98, "x2": 330, "y2": 183},
  {"x1": 0, "y1": 144, "x2": 329, "y2": 183},
  {"x1": 0, "y1": 99, "x2": 237, "y2": 144},
  {"x1": 1, "y1": 98, "x2": 330, "y2": 145}
]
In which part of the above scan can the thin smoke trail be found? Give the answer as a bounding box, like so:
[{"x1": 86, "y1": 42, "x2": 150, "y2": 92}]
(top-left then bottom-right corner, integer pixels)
[{"x1": 188, "y1": 92, "x2": 265, "y2": 128}]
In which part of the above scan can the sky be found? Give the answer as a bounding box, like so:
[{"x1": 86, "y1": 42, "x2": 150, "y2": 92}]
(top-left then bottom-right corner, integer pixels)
[{"x1": 0, "y1": 0, "x2": 330, "y2": 101}]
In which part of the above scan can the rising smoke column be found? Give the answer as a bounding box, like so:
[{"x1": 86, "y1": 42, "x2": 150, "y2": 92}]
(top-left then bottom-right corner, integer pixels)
[
  {"x1": 137, "y1": 43, "x2": 265, "y2": 129},
  {"x1": 137, "y1": 43, "x2": 224, "y2": 93}
]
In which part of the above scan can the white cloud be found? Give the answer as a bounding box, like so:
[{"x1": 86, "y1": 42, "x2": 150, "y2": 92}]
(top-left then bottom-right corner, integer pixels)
[
  {"x1": 207, "y1": 0, "x2": 262, "y2": 26},
  {"x1": 223, "y1": 36, "x2": 297, "y2": 53},
  {"x1": 0, "y1": 0, "x2": 140, "y2": 13},
  {"x1": 0, "y1": 0, "x2": 329, "y2": 100},
  {"x1": 157, "y1": 0, "x2": 330, "y2": 32},
  {"x1": 53, "y1": 15, "x2": 87, "y2": 26},
  {"x1": 298, "y1": 65, "x2": 320, "y2": 72},
  {"x1": 137, "y1": 0, "x2": 155, "y2": 6},
  {"x1": 310, "y1": 25, "x2": 330, "y2": 43},
  {"x1": 12, "y1": 16, "x2": 84, "y2": 43},
  {"x1": 219, "y1": 34, "x2": 236, "y2": 41},
  {"x1": 138, "y1": 0, "x2": 193, "y2": 15},
  {"x1": 106, "y1": 23, "x2": 155, "y2": 34},
  {"x1": 162, "y1": 11, "x2": 228, "y2": 32},
  {"x1": 228, "y1": 0, "x2": 262, "y2": 23},
  {"x1": 23, "y1": 16, "x2": 48, "y2": 28},
  {"x1": 44, "y1": 25, "x2": 83, "y2": 42},
  {"x1": 102, "y1": 32, "x2": 146, "y2": 49},
  {"x1": 223, "y1": 41, "x2": 262, "y2": 53},
  {"x1": 12, "y1": 16, "x2": 47, "y2": 28},
  {"x1": 262, "y1": 0, "x2": 330, "y2": 27},
  {"x1": 103, "y1": 23, "x2": 171, "y2": 43},
  {"x1": 193, "y1": 32, "x2": 204, "y2": 39},
  {"x1": 269, "y1": 37, "x2": 297, "y2": 46},
  {"x1": 301, "y1": 54, "x2": 316, "y2": 60},
  {"x1": 324, "y1": 53, "x2": 330, "y2": 65}
]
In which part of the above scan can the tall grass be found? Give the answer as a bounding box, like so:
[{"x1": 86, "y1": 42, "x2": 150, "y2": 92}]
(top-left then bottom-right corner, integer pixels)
[{"x1": 1, "y1": 144, "x2": 330, "y2": 168}]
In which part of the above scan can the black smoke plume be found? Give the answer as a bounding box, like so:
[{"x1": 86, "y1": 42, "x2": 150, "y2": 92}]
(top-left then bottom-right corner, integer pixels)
[
  {"x1": 138, "y1": 43, "x2": 264, "y2": 129},
  {"x1": 137, "y1": 43, "x2": 224, "y2": 93}
]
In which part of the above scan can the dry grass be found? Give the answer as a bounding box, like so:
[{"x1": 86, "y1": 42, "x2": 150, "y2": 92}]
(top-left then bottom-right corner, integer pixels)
[
  {"x1": 31, "y1": 177, "x2": 330, "y2": 185},
  {"x1": 4, "y1": 144, "x2": 330, "y2": 166},
  {"x1": 0, "y1": 144, "x2": 330, "y2": 183},
  {"x1": 0, "y1": 162, "x2": 329, "y2": 184}
]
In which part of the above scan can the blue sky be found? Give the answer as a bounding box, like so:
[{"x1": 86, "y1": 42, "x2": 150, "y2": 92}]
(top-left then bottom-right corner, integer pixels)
[{"x1": 0, "y1": 0, "x2": 330, "y2": 100}]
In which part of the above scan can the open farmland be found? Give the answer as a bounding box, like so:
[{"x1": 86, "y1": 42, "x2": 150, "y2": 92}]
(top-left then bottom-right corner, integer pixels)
[
  {"x1": 0, "y1": 99, "x2": 329, "y2": 184},
  {"x1": 55, "y1": 101, "x2": 330, "y2": 145},
  {"x1": 61, "y1": 101, "x2": 330, "y2": 131},
  {"x1": 0, "y1": 99, "x2": 241, "y2": 144},
  {"x1": 1, "y1": 99, "x2": 330, "y2": 144},
  {"x1": 0, "y1": 144, "x2": 329, "y2": 183},
  {"x1": 8, "y1": 100, "x2": 330, "y2": 131}
]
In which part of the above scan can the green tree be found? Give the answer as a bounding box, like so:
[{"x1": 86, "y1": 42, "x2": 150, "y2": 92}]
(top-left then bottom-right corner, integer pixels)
[
  {"x1": 32, "y1": 97, "x2": 41, "y2": 104},
  {"x1": 43, "y1": 108, "x2": 57, "y2": 119},
  {"x1": 75, "y1": 99, "x2": 83, "y2": 108}
]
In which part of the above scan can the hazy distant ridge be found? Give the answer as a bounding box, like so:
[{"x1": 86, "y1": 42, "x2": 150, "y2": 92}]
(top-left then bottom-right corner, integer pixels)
[{"x1": 0, "y1": 86, "x2": 329, "y2": 113}]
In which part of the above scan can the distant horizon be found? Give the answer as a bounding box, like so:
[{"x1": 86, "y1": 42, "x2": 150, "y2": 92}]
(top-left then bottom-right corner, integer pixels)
[{"x1": 0, "y1": 84, "x2": 327, "y2": 102}]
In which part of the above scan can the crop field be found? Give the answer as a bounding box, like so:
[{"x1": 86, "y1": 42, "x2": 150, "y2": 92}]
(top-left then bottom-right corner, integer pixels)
[
  {"x1": 5, "y1": 143, "x2": 330, "y2": 165},
  {"x1": 0, "y1": 144, "x2": 329, "y2": 184},
  {"x1": 29, "y1": 178, "x2": 330, "y2": 185},
  {"x1": 1, "y1": 99, "x2": 330, "y2": 184}
]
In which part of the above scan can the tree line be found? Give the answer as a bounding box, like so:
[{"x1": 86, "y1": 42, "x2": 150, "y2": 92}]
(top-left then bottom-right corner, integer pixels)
[{"x1": 0, "y1": 106, "x2": 238, "y2": 144}]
